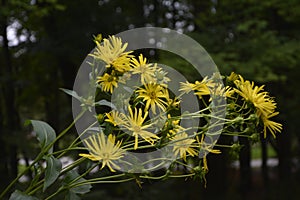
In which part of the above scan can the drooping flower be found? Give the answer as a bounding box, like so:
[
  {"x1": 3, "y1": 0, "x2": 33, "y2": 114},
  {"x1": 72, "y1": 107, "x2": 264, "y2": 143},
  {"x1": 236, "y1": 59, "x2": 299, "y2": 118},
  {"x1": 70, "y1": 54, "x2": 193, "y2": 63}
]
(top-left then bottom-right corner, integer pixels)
[
  {"x1": 130, "y1": 54, "x2": 156, "y2": 84},
  {"x1": 90, "y1": 35, "x2": 133, "y2": 73},
  {"x1": 122, "y1": 107, "x2": 159, "y2": 150},
  {"x1": 196, "y1": 133, "x2": 221, "y2": 155},
  {"x1": 97, "y1": 73, "x2": 118, "y2": 93},
  {"x1": 261, "y1": 112, "x2": 283, "y2": 138},
  {"x1": 136, "y1": 83, "x2": 169, "y2": 114},
  {"x1": 233, "y1": 75, "x2": 282, "y2": 137},
  {"x1": 79, "y1": 133, "x2": 125, "y2": 172},
  {"x1": 234, "y1": 76, "x2": 276, "y2": 118}
]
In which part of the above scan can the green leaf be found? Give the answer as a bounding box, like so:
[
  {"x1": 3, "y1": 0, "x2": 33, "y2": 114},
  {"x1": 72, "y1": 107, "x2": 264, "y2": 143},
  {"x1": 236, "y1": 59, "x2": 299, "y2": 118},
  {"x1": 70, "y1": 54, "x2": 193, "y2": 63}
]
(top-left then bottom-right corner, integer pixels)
[
  {"x1": 43, "y1": 155, "x2": 62, "y2": 191},
  {"x1": 60, "y1": 88, "x2": 82, "y2": 101},
  {"x1": 9, "y1": 190, "x2": 39, "y2": 200},
  {"x1": 94, "y1": 99, "x2": 116, "y2": 109},
  {"x1": 65, "y1": 191, "x2": 81, "y2": 200},
  {"x1": 26, "y1": 120, "x2": 56, "y2": 153},
  {"x1": 64, "y1": 170, "x2": 92, "y2": 195}
]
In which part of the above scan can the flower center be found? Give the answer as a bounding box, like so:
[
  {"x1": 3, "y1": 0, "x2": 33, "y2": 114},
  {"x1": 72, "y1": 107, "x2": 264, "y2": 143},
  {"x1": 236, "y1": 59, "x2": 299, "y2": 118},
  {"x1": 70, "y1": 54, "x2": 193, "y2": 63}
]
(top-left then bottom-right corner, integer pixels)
[
  {"x1": 132, "y1": 125, "x2": 141, "y2": 132},
  {"x1": 149, "y1": 91, "x2": 157, "y2": 99}
]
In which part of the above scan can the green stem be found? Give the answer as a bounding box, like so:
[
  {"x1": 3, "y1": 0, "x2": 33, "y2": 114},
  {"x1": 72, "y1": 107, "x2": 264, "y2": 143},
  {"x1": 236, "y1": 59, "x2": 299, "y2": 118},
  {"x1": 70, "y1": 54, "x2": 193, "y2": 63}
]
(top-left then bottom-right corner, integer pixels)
[{"x1": 0, "y1": 110, "x2": 85, "y2": 198}]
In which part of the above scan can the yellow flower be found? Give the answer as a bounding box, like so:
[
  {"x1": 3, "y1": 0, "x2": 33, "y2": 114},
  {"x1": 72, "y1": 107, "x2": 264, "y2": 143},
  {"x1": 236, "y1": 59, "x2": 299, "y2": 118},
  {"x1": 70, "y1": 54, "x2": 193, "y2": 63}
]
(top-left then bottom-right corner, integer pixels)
[
  {"x1": 261, "y1": 112, "x2": 283, "y2": 138},
  {"x1": 196, "y1": 134, "x2": 221, "y2": 173},
  {"x1": 93, "y1": 33, "x2": 102, "y2": 43},
  {"x1": 130, "y1": 54, "x2": 156, "y2": 84},
  {"x1": 105, "y1": 110, "x2": 125, "y2": 126},
  {"x1": 193, "y1": 78, "x2": 211, "y2": 99},
  {"x1": 179, "y1": 77, "x2": 212, "y2": 99},
  {"x1": 234, "y1": 76, "x2": 277, "y2": 117},
  {"x1": 122, "y1": 107, "x2": 159, "y2": 150},
  {"x1": 79, "y1": 133, "x2": 125, "y2": 172},
  {"x1": 170, "y1": 130, "x2": 197, "y2": 161},
  {"x1": 211, "y1": 85, "x2": 234, "y2": 98},
  {"x1": 97, "y1": 73, "x2": 118, "y2": 93},
  {"x1": 90, "y1": 35, "x2": 133, "y2": 73},
  {"x1": 196, "y1": 134, "x2": 221, "y2": 155},
  {"x1": 179, "y1": 81, "x2": 196, "y2": 94},
  {"x1": 227, "y1": 72, "x2": 239, "y2": 82},
  {"x1": 136, "y1": 83, "x2": 169, "y2": 114},
  {"x1": 234, "y1": 75, "x2": 282, "y2": 137}
]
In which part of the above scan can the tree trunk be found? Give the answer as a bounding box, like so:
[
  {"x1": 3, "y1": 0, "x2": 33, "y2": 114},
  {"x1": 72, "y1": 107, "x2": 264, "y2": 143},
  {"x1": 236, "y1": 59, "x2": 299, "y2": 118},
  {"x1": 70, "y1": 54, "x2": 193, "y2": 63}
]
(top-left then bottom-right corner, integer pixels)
[
  {"x1": 260, "y1": 134, "x2": 269, "y2": 198},
  {"x1": 0, "y1": 3, "x2": 20, "y2": 191},
  {"x1": 238, "y1": 136, "x2": 252, "y2": 196},
  {"x1": 277, "y1": 130, "x2": 292, "y2": 199}
]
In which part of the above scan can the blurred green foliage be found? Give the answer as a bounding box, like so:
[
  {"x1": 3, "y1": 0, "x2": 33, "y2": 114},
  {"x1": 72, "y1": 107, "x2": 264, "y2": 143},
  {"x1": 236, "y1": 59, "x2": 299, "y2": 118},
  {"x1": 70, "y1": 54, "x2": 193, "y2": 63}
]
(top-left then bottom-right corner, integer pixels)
[{"x1": 1, "y1": 0, "x2": 299, "y2": 199}]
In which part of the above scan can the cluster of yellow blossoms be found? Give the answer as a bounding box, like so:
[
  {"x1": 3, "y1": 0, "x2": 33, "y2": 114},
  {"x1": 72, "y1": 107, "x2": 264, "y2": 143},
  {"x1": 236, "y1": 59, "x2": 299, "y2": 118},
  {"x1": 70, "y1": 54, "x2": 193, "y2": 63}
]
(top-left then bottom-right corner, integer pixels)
[{"x1": 79, "y1": 34, "x2": 282, "y2": 183}]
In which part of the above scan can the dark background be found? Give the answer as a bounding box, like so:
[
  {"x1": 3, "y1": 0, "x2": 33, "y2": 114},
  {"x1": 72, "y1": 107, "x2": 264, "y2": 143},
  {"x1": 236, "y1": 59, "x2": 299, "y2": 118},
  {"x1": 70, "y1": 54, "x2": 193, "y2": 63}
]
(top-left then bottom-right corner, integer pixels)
[{"x1": 1, "y1": 0, "x2": 299, "y2": 199}]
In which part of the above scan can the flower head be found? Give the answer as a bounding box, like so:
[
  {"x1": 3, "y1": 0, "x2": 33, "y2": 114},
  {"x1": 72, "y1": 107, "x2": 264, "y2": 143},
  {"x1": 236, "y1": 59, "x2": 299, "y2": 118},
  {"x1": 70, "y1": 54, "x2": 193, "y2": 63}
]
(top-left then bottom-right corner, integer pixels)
[
  {"x1": 227, "y1": 72, "x2": 239, "y2": 82},
  {"x1": 234, "y1": 76, "x2": 276, "y2": 117},
  {"x1": 97, "y1": 73, "x2": 118, "y2": 93},
  {"x1": 122, "y1": 107, "x2": 160, "y2": 150},
  {"x1": 179, "y1": 77, "x2": 212, "y2": 99},
  {"x1": 170, "y1": 127, "x2": 197, "y2": 161},
  {"x1": 105, "y1": 110, "x2": 125, "y2": 126},
  {"x1": 79, "y1": 133, "x2": 125, "y2": 172},
  {"x1": 261, "y1": 112, "x2": 283, "y2": 138},
  {"x1": 136, "y1": 83, "x2": 169, "y2": 114},
  {"x1": 90, "y1": 35, "x2": 133, "y2": 73},
  {"x1": 234, "y1": 75, "x2": 282, "y2": 137},
  {"x1": 130, "y1": 54, "x2": 156, "y2": 84}
]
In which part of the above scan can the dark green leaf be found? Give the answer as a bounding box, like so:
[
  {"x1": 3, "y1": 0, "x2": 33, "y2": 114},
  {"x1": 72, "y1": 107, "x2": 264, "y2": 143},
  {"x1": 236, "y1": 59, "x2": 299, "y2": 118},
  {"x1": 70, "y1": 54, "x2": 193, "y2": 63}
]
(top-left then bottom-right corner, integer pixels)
[
  {"x1": 64, "y1": 170, "x2": 92, "y2": 195},
  {"x1": 65, "y1": 191, "x2": 81, "y2": 200},
  {"x1": 9, "y1": 190, "x2": 39, "y2": 200},
  {"x1": 26, "y1": 120, "x2": 56, "y2": 153},
  {"x1": 43, "y1": 155, "x2": 62, "y2": 191}
]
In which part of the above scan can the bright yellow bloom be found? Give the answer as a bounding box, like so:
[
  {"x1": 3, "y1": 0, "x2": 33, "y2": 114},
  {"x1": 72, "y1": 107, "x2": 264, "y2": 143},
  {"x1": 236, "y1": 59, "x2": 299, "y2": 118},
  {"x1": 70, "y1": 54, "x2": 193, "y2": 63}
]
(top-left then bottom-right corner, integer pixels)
[
  {"x1": 193, "y1": 78, "x2": 211, "y2": 99},
  {"x1": 170, "y1": 130, "x2": 197, "y2": 161},
  {"x1": 122, "y1": 107, "x2": 159, "y2": 150},
  {"x1": 90, "y1": 35, "x2": 133, "y2": 72},
  {"x1": 137, "y1": 83, "x2": 169, "y2": 114},
  {"x1": 261, "y1": 112, "x2": 283, "y2": 138},
  {"x1": 97, "y1": 73, "x2": 118, "y2": 93},
  {"x1": 234, "y1": 75, "x2": 282, "y2": 137},
  {"x1": 234, "y1": 76, "x2": 276, "y2": 117},
  {"x1": 130, "y1": 54, "x2": 156, "y2": 84},
  {"x1": 105, "y1": 110, "x2": 125, "y2": 126},
  {"x1": 79, "y1": 133, "x2": 125, "y2": 172},
  {"x1": 179, "y1": 77, "x2": 212, "y2": 99}
]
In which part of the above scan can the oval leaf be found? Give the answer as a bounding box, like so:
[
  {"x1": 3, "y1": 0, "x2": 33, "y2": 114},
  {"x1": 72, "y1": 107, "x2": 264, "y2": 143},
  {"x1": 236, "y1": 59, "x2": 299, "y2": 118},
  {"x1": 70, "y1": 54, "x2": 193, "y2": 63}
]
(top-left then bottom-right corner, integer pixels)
[
  {"x1": 9, "y1": 190, "x2": 39, "y2": 200},
  {"x1": 65, "y1": 191, "x2": 81, "y2": 200},
  {"x1": 27, "y1": 120, "x2": 56, "y2": 153},
  {"x1": 43, "y1": 155, "x2": 62, "y2": 191},
  {"x1": 64, "y1": 170, "x2": 92, "y2": 194}
]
